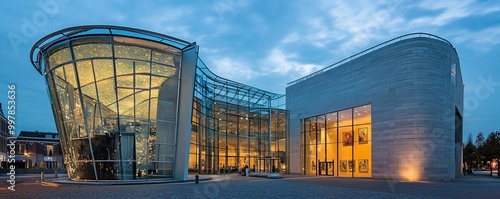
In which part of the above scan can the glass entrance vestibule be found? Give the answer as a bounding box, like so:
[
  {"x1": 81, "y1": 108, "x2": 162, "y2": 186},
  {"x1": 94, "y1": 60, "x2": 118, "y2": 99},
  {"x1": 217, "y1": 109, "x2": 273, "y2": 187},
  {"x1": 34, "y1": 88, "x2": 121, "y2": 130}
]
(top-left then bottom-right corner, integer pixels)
[{"x1": 300, "y1": 104, "x2": 371, "y2": 177}]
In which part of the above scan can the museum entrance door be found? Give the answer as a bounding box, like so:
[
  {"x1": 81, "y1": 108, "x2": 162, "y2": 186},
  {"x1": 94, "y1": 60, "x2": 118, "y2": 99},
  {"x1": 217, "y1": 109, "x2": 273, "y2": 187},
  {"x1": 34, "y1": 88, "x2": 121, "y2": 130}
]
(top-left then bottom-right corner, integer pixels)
[
  {"x1": 318, "y1": 161, "x2": 334, "y2": 176},
  {"x1": 256, "y1": 157, "x2": 281, "y2": 173}
]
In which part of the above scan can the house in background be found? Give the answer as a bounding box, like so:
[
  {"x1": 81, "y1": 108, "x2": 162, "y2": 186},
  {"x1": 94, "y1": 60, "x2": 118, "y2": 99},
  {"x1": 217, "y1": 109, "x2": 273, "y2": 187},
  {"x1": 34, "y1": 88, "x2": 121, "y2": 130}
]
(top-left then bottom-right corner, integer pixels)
[
  {"x1": 0, "y1": 103, "x2": 9, "y2": 168},
  {"x1": 11, "y1": 131, "x2": 64, "y2": 169}
]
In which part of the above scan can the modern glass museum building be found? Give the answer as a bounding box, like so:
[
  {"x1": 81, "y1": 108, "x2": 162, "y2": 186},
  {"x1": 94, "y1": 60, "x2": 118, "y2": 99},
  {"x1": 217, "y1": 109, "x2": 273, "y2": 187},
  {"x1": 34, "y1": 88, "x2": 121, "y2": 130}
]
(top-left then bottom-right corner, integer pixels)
[
  {"x1": 31, "y1": 26, "x2": 463, "y2": 181},
  {"x1": 30, "y1": 26, "x2": 287, "y2": 181}
]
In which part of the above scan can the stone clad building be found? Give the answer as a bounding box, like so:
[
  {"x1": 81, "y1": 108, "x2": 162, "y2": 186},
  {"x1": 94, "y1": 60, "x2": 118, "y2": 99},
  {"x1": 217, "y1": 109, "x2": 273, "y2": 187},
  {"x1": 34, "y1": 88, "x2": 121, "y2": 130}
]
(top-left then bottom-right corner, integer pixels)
[{"x1": 286, "y1": 34, "x2": 464, "y2": 181}]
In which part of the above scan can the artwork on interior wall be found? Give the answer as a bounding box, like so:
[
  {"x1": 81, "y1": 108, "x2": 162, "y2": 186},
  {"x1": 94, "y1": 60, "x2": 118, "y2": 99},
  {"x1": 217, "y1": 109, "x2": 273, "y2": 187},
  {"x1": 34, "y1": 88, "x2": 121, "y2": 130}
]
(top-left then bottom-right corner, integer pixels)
[
  {"x1": 348, "y1": 160, "x2": 355, "y2": 172},
  {"x1": 312, "y1": 161, "x2": 316, "y2": 170},
  {"x1": 358, "y1": 128, "x2": 368, "y2": 144},
  {"x1": 340, "y1": 160, "x2": 347, "y2": 172},
  {"x1": 359, "y1": 159, "x2": 369, "y2": 173},
  {"x1": 343, "y1": 131, "x2": 353, "y2": 146}
]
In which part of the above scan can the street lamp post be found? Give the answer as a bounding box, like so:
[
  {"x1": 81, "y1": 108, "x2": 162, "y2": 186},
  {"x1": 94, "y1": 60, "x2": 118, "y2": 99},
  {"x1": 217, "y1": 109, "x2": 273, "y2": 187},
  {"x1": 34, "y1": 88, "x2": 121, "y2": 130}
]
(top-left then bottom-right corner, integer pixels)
[{"x1": 24, "y1": 152, "x2": 29, "y2": 172}]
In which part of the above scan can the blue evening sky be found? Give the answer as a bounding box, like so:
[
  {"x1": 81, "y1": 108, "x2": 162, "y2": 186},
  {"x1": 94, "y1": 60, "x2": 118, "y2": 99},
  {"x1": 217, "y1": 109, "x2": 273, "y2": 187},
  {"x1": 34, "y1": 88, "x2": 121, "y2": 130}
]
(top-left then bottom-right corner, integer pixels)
[{"x1": 1, "y1": 0, "x2": 499, "y2": 141}]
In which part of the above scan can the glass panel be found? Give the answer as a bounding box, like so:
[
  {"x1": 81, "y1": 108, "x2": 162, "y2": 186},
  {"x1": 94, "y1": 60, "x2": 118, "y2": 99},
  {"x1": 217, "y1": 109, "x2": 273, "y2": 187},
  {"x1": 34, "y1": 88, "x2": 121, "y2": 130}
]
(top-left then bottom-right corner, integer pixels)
[
  {"x1": 116, "y1": 75, "x2": 133, "y2": 87},
  {"x1": 115, "y1": 59, "x2": 133, "y2": 76},
  {"x1": 326, "y1": 143, "x2": 337, "y2": 166},
  {"x1": 227, "y1": 137, "x2": 237, "y2": 156},
  {"x1": 149, "y1": 98, "x2": 158, "y2": 120},
  {"x1": 114, "y1": 45, "x2": 151, "y2": 61},
  {"x1": 306, "y1": 144, "x2": 316, "y2": 175},
  {"x1": 135, "y1": 61, "x2": 150, "y2": 73},
  {"x1": 317, "y1": 115, "x2": 326, "y2": 144},
  {"x1": 91, "y1": 134, "x2": 118, "y2": 160},
  {"x1": 73, "y1": 43, "x2": 112, "y2": 59},
  {"x1": 354, "y1": 105, "x2": 371, "y2": 125},
  {"x1": 154, "y1": 162, "x2": 173, "y2": 177},
  {"x1": 327, "y1": 112, "x2": 337, "y2": 128},
  {"x1": 117, "y1": 88, "x2": 135, "y2": 117},
  {"x1": 76, "y1": 60, "x2": 94, "y2": 86},
  {"x1": 48, "y1": 46, "x2": 71, "y2": 68},
  {"x1": 73, "y1": 89, "x2": 87, "y2": 138},
  {"x1": 93, "y1": 59, "x2": 114, "y2": 81},
  {"x1": 152, "y1": 51, "x2": 176, "y2": 66},
  {"x1": 135, "y1": 120, "x2": 149, "y2": 179},
  {"x1": 135, "y1": 92, "x2": 150, "y2": 120},
  {"x1": 81, "y1": 83, "x2": 97, "y2": 100},
  {"x1": 338, "y1": 109, "x2": 352, "y2": 127},
  {"x1": 63, "y1": 64, "x2": 78, "y2": 88},
  {"x1": 97, "y1": 78, "x2": 117, "y2": 111},
  {"x1": 338, "y1": 126, "x2": 353, "y2": 177},
  {"x1": 327, "y1": 127, "x2": 337, "y2": 144},
  {"x1": 305, "y1": 119, "x2": 316, "y2": 145},
  {"x1": 75, "y1": 162, "x2": 96, "y2": 180},
  {"x1": 156, "y1": 121, "x2": 176, "y2": 144},
  {"x1": 151, "y1": 76, "x2": 168, "y2": 88},
  {"x1": 354, "y1": 124, "x2": 371, "y2": 177},
  {"x1": 135, "y1": 74, "x2": 151, "y2": 89},
  {"x1": 95, "y1": 162, "x2": 118, "y2": 180},
  {"x1": 73, "y1": 139, "x2": 92, "y2": 160}
]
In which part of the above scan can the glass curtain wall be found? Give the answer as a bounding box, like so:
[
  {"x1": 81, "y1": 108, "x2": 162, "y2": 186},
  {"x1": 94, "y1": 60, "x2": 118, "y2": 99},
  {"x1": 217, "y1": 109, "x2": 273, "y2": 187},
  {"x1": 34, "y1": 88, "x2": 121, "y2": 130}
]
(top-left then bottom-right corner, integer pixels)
[
  {"x1": 189, "y1": 59, "x2": 288, "y2": 174},
  {"x1": 42, "y1": 33, "x2": 183, "y2": 181},
  {"x1": 301, "y1": 104, "x2": 371, "y2": 177}
]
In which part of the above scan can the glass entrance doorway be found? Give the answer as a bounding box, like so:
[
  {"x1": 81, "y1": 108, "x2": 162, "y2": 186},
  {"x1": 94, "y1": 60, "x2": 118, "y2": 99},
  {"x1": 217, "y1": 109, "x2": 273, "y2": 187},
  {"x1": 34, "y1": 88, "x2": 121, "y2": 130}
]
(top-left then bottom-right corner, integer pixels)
[
  {"x1": 318, "y1": 161, "x2": 334, "y2": 176},
  {"x1": 256, "y1": 157, "x2": 281, "y2": 173}
]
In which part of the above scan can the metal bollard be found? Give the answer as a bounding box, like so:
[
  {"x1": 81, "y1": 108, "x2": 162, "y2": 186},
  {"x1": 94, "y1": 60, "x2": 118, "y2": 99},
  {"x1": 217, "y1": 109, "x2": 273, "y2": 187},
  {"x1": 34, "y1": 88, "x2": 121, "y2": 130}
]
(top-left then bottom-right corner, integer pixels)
[
  {"x1": 195, "y1": 174, "x2": 199, "y2": 184},
  {"x1": 41, "y1": 172, "x2": 45, "y2": 182},
  {"x1": 55, "y1": 170, "x2": 58, "y2": 178}
]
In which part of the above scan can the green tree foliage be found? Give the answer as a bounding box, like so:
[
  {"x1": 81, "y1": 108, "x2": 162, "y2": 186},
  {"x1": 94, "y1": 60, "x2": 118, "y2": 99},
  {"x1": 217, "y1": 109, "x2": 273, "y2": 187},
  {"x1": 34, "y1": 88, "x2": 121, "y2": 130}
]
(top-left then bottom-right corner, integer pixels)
[
  {"x1": 481, "y1": 131, "x2": 500, "y2": 163},
  {"x1": 463, "y1": 134, "x2": 477, "y2": 170},
  {"x1": 475, "y1": 132, "x2": 485, "y2": 147},
  {"x1": 467, "y1": 131, "x2": 500, "y2": 169},
  {"x1": 475, "y1": 132, "x2": 486, "y2": 167}
]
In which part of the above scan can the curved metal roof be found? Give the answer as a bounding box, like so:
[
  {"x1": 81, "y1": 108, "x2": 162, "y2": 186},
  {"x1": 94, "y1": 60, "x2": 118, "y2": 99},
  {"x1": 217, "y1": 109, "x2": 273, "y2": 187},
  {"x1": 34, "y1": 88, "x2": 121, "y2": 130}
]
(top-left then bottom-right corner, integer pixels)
[{"x1": 30, "y1": 25, "x2": 194, "y2": 75}]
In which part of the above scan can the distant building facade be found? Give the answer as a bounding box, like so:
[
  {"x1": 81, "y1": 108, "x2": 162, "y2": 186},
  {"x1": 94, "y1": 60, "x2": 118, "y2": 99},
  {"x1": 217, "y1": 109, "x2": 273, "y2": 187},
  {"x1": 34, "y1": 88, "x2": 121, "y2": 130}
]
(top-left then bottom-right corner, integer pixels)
[
  {"x1": 11, "y1": 131, "x2": 64, "y2": 169},
  {"x1": 0, "y1": 103, "x2": 9, "y2": 168}
]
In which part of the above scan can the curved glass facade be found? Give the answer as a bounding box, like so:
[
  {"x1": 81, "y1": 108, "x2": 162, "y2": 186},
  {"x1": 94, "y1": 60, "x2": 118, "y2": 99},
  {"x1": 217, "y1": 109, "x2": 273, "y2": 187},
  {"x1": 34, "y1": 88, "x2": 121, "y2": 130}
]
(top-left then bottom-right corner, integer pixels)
[
  {"x1": 43, "y1": 35, "x2": 182, "y2": 180},
  {"x1": 31, "y1": 26, "x2": 288, "y2": 181},
  {"x1": 190, "y1": 60, "x2": 287, "y2": 174}
]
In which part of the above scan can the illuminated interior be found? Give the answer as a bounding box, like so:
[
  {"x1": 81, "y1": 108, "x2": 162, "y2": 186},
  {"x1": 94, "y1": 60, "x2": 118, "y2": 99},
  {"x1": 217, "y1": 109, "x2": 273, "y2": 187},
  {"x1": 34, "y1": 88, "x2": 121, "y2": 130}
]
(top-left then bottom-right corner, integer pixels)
[
  {"x1": 189, "y1": 60, "x2": 287, "y2": 174},
  {"x1": 301, "y1": 104, "x2": 371, "y2": 177},
  {"x1": 42, "y1": 35, "x2": 182, "y2": 180},
  {"x1": 32, "y1": 26, "x2": 288, "y2": 181}
]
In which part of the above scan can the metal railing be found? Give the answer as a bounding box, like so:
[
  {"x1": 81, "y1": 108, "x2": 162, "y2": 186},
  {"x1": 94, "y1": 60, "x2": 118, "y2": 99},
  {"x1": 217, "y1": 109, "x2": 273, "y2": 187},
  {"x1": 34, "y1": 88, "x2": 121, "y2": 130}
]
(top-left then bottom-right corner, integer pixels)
[{"x1": 287, "y1": 32, "x2": 454, "y2": 86}]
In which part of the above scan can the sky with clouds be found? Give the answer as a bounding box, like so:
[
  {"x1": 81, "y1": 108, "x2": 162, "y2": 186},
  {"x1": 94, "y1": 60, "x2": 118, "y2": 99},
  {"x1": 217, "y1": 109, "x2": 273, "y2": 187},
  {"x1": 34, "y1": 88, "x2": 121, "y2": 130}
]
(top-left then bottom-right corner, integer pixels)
[{"x1": 1, "y1": 0, "x2": 499, "y2": 140}]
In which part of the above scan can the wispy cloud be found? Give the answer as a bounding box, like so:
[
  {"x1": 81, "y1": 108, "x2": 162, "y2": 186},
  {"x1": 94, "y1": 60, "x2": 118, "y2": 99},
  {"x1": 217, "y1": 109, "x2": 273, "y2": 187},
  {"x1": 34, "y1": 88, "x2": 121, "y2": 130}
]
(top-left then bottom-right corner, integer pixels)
[
  {"x1": 411, "y1": 0, "x2": 500, "y2": 26},
  {"x1": 210, "y1": 56, "x2": 256, "y2": 80},
  {"x1": 264, "y1": 48, "x2": 322, "y2": 76},
  {"x1": 282, "y1": 0, "x2": 407, "y2": 57},
  {"x1": 414, "y1": 0, "x2": 475, "y2": 26},
  {"x1": 452, "y1": 26, "x2": 500, "y2": 51},
  {"x1": 137, "y1": 6, "x2": 198, "y2": 40}
]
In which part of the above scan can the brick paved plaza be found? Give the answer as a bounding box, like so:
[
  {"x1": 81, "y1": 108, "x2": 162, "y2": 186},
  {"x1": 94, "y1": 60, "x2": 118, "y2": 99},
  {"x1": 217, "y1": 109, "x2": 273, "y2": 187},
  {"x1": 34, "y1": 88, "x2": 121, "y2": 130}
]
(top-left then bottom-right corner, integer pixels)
[{"x1": 1, "y1": 172, "x2": 499, "y2": 198}]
